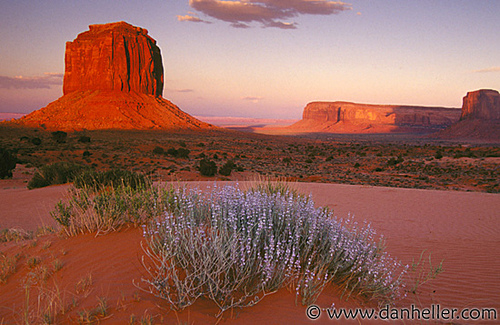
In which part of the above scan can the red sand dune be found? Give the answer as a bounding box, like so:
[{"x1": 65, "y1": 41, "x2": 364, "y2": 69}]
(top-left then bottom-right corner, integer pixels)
[{"x1": 1, "y1": 180, "x2": 499, "y2": 324}]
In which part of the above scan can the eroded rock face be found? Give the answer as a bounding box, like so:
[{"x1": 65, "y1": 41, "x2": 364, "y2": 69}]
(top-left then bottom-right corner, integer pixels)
[
  {"x1": 63, "y1": 21, "x2": 163, "y2": 96},
  {"x1": 289, "y1": 101, "x2": 461, "y2": 133},
  {"x1": 14, "y1": 22, "x2": 212, "y2": 131},
  {"x1": 436, "y1": 89, "x2": 500, "y2": 141},
  {"x1": 460, "y1": 89, "x2": 500, "y2": 120}
]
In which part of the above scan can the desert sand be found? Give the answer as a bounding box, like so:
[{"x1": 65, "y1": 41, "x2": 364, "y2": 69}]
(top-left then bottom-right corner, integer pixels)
[{"x1": 1, "y1": 174, "x2": 499, "y2": 323}]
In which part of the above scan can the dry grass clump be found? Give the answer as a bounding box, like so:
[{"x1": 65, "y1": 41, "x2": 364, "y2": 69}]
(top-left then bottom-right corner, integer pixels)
[
  {"x1": 0, "y1": 252, "x2": 19, "y2": 283},
  {"x1": 50, "y1": 183, "x2": 165, "y2": 236}
]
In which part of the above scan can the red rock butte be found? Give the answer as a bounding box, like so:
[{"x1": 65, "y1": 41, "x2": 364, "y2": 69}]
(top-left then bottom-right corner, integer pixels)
[{"x1": 15, "y1": 21, "x2": 212, "y2": 131}]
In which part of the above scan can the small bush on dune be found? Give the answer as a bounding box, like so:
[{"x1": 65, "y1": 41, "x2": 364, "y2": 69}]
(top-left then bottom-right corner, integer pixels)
[{"x1": 28, "y1": 162, "x2": 85, "y2": 189}]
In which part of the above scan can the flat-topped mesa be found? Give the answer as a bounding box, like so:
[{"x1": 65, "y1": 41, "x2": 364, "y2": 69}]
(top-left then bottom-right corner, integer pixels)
[
  {"x1": 289, "y1": 101, "x2": 461, "y2": 133},
  {"x1": 63, "y1": 21, "x2": 163, "y2": 97},
  {"x1": 460, "y1": 89, "x2": 500, "y2": 120}
]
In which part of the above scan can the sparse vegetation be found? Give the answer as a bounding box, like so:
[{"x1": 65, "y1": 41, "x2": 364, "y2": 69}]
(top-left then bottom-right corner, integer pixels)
[{"x1": 0, "y1": 126, "x2": 498, "y2": 192}]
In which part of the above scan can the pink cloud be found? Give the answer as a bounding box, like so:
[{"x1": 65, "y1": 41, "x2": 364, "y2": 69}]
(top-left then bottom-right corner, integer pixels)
[
  {"x1": 183, "y1": 0, "x2": 351, "y2": 29},
  {"x1": 473, "y1": 66, "x2": 500, "y2": 73},
  {"x1": 177, "y1": 14, "x2": 211, "y2": 23},
  {"x1": 0, "y1": 73, "x2": 63, "y2": 89}
]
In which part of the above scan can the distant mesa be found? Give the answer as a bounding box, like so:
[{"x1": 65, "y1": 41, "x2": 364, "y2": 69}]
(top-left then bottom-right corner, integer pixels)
[
  {"x1": 437, "y1": 89, "x2": 500, "y2": 141},
  {"x1": 13, "y1": 21, "x2": 212, "y2": 131},
  {"x1": 287, "y1": 101, "x2": 461, "y2": 134},
  {"x1": 460, "y1": 89, "x2": 500, "y2": 120}
]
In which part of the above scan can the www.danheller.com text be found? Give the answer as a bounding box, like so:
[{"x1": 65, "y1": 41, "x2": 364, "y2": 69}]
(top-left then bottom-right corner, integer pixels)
[{"x1": 306, "y1": 304, "x2": 498, "y2": 321}]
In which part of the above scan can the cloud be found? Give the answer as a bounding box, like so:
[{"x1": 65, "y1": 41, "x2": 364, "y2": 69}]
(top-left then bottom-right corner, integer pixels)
[
  {"x1": 177, "y1": 14, "x2": 211, "y2": 23},
  {"x1": 473, "y1": 66, "x2": 500, "y2": 73},
  {"x1": 265, "y1": 20, "x2": 297, "y2": 29},
  {"x1": 0, "y1": 73, "x2": 63, "y2": 89},
  {"x1": 182, "y1": 0, "x2": 351, "y2": 29},
  {"x1": 242, "y1": 96, "x2": 263, "y2": 103}
]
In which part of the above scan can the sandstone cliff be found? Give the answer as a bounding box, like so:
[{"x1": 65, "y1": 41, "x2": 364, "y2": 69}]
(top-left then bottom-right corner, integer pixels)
[
  {"x1": 63, "y1": 22, "x2": 163, "y2": 97},
  {"x1": 437, "y1": 89, "x2": 500, "y2": 141},
  {"x1": 15, "y1": 22, "x2": 212, "y2": 131},
  {"x1": 288, "y1": 101, "x2": 461, "y2": 134},
  {"x1": 460, "y1": 89, "x2": 500, "y2": 120}
]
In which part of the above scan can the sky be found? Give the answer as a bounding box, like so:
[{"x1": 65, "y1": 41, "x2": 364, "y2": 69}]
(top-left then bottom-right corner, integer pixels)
[{"x1": 0, "y1": 0, "x2": 499, "y2": 119}]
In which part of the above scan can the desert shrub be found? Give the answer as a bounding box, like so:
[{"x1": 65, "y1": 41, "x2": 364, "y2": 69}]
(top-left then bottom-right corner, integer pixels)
[
  {"x1": 387, "y1": 156, "x2": 404, "y2": 166},
  {"x1": 152, "y1": 146, "x2": 165, "y2": 155},
  {"x1": 142, "y1": 185, "x2": 407, "y2": 316},
  {"x1": 166, "y1": 148, "x2": 178, "y2": 156},
  {"x1": 434, "y1": 150, "x2": 443, "y2": 160},
  {"x1": 0, "y1": 147, "x2": 17, "y2": 179},
  {"x1": 166, "y1": 147, "x2": 190, "y2": 158},
  {"x1": 83, "y1": 150, "x2": 92, "y2": 157},
  {"x1": 31, "y1": 137, "x2": 42, "y2": 146},
  {"x1": 78, "y1": 135, "x2": 91, "y2": 143},
  {"x1": 28, "y1": 162, "x2": 85, "y2": 189},
  {"x1": 219, "y1": 160, "x2": 235, "y2": 176},
  {"x1": 51, "y1": 131, "x2": 67, "y2": 143},
  {"x1": 176, "y1": 147, "x2": 190, "y2": 158},
  {"x1": 73, "y1": 169, "x2": 150, "y2": 190},
  {"x1": 199, "y1": 158, "x2": 217, "y2": 176}
]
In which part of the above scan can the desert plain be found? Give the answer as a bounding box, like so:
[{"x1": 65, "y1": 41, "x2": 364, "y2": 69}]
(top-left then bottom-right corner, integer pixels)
[{"x1": 0, "y1": 125, "x2": 499, "y2": 324}]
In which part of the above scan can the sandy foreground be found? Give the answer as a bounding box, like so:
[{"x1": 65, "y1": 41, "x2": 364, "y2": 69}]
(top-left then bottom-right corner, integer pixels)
[{"x1": 1, "y1": 177, "x2": 499, "y2": 324}]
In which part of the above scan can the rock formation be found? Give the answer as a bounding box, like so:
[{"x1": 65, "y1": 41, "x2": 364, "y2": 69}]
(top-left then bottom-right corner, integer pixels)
[
  {"x1": 459, "y1": 89, "x2": 500, "y2": 120},
  {"x1": 437, "y1": 89, "x2": 500, "y2": 141},
  {"x1": 288, "y1": 101, "x2": 461, "y2": 134},
  {"x1": 63, "y1": 22, "x2": 163, "y2": 97},
  {"x1": 14, "y1": 22, "x2": 212, "y2": 131}
]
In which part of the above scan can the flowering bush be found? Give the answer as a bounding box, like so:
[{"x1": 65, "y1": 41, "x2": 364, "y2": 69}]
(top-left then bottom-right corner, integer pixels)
[{"x1": 142, "y1": 184, "x2": 406, "y2": 316}]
